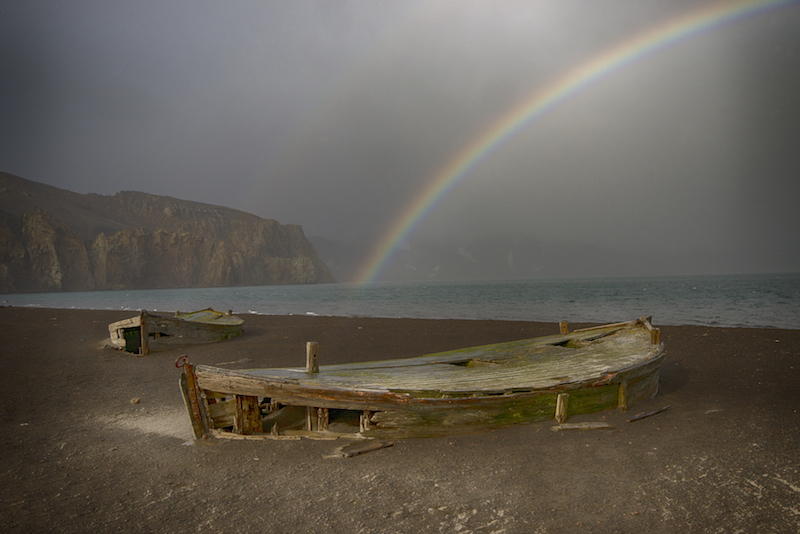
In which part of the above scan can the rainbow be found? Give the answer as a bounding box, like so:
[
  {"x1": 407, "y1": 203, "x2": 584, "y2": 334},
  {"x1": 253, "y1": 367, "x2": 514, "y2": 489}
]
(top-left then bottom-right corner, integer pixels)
[{"x1": 356, "y1": 0, "x2": 796, "y2": 284}]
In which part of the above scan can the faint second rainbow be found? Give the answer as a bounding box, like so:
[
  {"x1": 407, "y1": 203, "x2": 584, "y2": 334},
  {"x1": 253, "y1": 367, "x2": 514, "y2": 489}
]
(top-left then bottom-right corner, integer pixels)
[{"x1": 355, "y1": 0, "x2": 796, "y2": 284}]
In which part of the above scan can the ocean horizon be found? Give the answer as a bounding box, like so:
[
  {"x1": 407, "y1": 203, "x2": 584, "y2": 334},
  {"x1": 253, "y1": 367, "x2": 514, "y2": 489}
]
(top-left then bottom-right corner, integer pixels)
[{"x1": 2, "y1": 272, "x2": 798, "y2": 330}]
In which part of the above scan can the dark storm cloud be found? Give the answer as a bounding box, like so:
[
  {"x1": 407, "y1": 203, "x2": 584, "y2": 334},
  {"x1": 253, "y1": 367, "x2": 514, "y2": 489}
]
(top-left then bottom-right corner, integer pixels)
[{"x1": 1, "y1": 0, "x2": 799, "y2": 279}]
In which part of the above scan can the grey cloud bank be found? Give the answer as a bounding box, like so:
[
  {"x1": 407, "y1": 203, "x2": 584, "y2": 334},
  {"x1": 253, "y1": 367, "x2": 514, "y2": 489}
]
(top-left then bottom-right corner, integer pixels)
[{"x1": 2, "y1": 0, "x2": 799, "y2": 281}]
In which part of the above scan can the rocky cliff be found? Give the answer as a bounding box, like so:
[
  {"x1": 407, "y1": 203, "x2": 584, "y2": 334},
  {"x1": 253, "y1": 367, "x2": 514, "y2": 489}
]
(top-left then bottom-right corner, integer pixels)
[{"x1": 0, "y1": 172, "x2": 335, "y2": 293}]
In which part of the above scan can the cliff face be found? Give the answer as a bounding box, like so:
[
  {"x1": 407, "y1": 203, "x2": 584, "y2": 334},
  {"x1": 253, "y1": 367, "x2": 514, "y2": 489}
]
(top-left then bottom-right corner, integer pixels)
[{"x1": 0, "y1": 173, "x2": 335, "y2": 293}]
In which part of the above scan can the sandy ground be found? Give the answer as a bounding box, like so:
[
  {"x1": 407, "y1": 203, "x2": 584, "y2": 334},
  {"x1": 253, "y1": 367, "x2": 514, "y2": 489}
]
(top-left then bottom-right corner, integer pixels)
[{"x1": 1, "y1": 307, "x2": 798, "y2": 533}]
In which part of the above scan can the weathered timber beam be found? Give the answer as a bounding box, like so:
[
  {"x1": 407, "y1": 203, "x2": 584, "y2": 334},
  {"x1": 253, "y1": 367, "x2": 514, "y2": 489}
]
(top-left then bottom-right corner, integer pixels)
[{"x1": 234, "y1": 395, "x2": 261, "y2": 435}]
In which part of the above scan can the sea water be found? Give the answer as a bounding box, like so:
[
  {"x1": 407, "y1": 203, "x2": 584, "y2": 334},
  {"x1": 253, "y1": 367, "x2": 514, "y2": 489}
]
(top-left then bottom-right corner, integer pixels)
[{"x1": 2, "y1": 273, "x2": 798, "y2": 330}]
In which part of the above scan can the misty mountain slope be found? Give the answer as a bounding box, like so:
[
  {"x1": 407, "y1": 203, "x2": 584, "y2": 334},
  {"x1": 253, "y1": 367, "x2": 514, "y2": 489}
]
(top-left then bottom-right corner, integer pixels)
[
  {"x1": 312, "y1": 233, "x2": 676, "y2": 283},
  {"x1": 0, "y1": 172, "x2": 335, "y2": 293}
]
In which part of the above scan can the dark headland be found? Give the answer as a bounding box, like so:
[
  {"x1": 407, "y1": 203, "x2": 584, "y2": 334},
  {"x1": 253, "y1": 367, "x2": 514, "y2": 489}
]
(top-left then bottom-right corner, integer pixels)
[{"x1": 1, "y1": 307, "x2": 798, "y2": 533}]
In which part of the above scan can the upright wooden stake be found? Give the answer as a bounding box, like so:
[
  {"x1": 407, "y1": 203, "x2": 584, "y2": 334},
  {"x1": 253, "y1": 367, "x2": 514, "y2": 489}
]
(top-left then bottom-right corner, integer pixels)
[
  {"x1": 559, "y1": 321, "x2": 569, "y2": 335},
  {"x1": 555, "y1": 393, "x2": 569, "y2": 424},
  {"x1": 317, "y1": 407, "x2": 329, "y2": 432},
  {"x1": 360, "y1": 410, "x2": 372, "y2": 433},
  {"x1": 139, "y1": 310, "x2": 149, "y2": 356},
  {"x1": 306, "y1": 341, "x2": 319, "y2": 373},
  {"x1": 306, "y1": 407, "x2": 315, "y2": 431},
  {"x1": 651, "y1": 328, "x2": 661, "y2": 345},
  {"x1": 618, "y1": 380, "x2": 628, "y2": 412}
]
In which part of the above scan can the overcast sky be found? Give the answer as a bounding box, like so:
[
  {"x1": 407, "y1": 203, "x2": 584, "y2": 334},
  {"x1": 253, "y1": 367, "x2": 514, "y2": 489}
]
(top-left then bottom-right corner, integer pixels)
[{"x1": 2, "y1": 0, "x2": 799, "y2": 279}]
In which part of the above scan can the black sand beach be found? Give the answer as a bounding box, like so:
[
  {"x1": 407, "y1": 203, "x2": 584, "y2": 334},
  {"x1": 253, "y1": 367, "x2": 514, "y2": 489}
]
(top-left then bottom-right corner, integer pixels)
[{"x1": 1, "y1": 307, "x2": 798, "y2": 533}]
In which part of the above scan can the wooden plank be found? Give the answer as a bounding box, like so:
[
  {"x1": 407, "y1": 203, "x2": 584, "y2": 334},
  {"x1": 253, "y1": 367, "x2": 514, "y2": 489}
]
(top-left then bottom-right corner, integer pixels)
[
  {"x1": 208, "y1": 398, "x2": 235, "y2": 428},
  {"x1": 551, "y1": 422, "x2": 614, "y2": 431},
  {"x1": 573, "y1": 320, "x2": 636, "y2": 332},
  {"x1": 555, "y1": 392, "x2": 569, "y2": 424},
  {"x1": 179, "y1": 361, "x2": 209, "y2": 438},
  {"x1": 179, "y1": 373, "x2": 206, "y2": 439},
  {"x1": 210, "y1": 429, "x2": 300, "y2": 441}
]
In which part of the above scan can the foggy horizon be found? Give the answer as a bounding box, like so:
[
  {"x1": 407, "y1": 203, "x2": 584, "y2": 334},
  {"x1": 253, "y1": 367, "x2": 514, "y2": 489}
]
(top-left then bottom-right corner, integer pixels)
[{"x1": 2, "y1": 1, "x2": 799, "y2": 282}]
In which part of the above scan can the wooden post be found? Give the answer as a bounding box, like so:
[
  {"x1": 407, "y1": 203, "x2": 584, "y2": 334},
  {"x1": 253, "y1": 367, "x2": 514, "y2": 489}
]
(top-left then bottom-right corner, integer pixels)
[
  {"x1": 234, "y1": 395, "x2": 261, "y2": 435},
  {"x1": 642, "y1": 319, "x2": 660, "y2": 345},
  {"x1": 306, "y1": 342, "x2": 319, "y2": 373},
  {"x1": 555, "y1": 393, "x2": 569, "y2": 424},
  {"x1": 618, "y1": 380, "x2": 628, "y2": 412},
  {"x1": 306, "y1": 407, "x2": 315, "y2": 431},
  {"x1": 317, "y1": 407, "x2": 329, "y2": 432},
  {"x1": 139, "y1": 310, "x2": 149, "y2": 356},
  {"x1": 174, "y1": 310, "x2": 179, "y2": 316},
  {"x1": 559, "y1": 321, "x2": 569, "y2": 335},
  {"x1": 360, "y1": 410, "x2": 372, "y2": 433}
]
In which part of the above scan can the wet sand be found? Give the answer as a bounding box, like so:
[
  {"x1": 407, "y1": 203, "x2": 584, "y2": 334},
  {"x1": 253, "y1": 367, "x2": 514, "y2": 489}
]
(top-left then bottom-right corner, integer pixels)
[{"x1": 1, "y1": 307, "x2": 798, "y2": 533}]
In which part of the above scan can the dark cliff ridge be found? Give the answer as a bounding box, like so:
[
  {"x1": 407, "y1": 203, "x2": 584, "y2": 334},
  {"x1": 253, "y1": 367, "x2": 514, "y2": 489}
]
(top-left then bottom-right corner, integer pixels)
[{"x1": 0, "y1": 172, "x2": 335, "y2": 293}]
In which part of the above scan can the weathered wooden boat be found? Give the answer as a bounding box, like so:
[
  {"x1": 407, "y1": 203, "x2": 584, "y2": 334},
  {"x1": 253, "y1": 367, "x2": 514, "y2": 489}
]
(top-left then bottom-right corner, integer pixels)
[
  {"x1": 178, "y1": 317, "x2": 665, "y2": 440},
  {"x1": 109, "y1": 308, "x2": 244, "y2": 354}
]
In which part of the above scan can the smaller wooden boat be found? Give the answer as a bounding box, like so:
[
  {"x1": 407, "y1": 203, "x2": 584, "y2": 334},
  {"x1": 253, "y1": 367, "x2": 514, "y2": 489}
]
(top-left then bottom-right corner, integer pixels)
[
  {"x1": 178, "y1": 317, "x2": 665, "y2": 440},
  {"x1": 109, "y1": 308, "x2": 244, "y2": 354}
]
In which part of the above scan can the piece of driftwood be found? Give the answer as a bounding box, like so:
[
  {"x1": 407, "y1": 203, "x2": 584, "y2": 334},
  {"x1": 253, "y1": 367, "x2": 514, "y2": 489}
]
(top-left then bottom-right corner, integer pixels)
[
  {"x1": 325, "y1": 440, "x2": 395, "y2": 458},
  {"x1": 626, "y1": 405, "x2": 671, "y2": 423},
  {"x1": 283, "y1": 429, "x2": 367, "y2": 440},
  {"x1": 551, "y1": 422, "x2": 614, "y2": 431},
  {"x1": 210, "y1": 429, "x2": 300, "y2": 441},
  {"x1": 179, "y1": 316, "x2": 666, "y2": 440}
]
